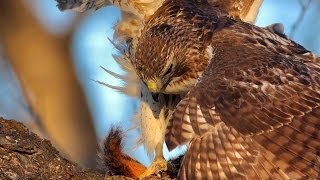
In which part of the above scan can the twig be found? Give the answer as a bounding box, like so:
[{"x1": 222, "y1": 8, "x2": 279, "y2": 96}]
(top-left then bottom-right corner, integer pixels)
[{"x1": 289, "y1": 0, "x2": 312, "y2": 38}]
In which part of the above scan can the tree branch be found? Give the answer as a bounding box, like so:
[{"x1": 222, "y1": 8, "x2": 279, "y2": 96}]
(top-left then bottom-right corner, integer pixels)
[
  {"x1": 289, "y1": 0, "x2": 312, "y2": 38},
  {"x1": 0, "y1": 118, "x2": 106, "y2": 179},
  {"x1": 0, "y1": 0, "x2": 99, "y2": 167}
]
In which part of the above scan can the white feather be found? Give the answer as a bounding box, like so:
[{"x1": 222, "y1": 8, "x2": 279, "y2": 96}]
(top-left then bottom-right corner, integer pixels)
[
  {"x1": 133, "y1": 83, "x2": 169, "y2": 158},
  {"x1": 102, "y1": 37, "x2": 168, "y2": 160}
]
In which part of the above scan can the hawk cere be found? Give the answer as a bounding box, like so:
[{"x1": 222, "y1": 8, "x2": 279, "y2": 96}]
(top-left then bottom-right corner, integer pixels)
[{"x1": 56, "y1": 0, "x2": 320, "y2": 179}]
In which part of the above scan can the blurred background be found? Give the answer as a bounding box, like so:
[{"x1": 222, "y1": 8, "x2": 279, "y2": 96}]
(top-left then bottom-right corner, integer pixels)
[{"x1": 0, "y1": 0, "x2": 319, "y2": 168}]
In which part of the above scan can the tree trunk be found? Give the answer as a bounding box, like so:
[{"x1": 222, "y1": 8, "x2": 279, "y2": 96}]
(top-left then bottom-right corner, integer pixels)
[{"x1": 0, "y1": 0, "x2": 99, "y2": 167}]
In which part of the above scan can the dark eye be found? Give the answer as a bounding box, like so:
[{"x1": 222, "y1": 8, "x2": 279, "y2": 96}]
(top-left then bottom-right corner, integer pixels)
[{"x1": 163, "y1": 64, "x2": 173, "y2": 77}]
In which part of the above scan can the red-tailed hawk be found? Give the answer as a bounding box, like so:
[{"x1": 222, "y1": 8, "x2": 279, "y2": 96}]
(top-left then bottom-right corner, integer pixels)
[
  {"x1": 133, "y1": 0, "x2": 320, "y2": 179},
  {"x1": 56, "y1": 0, "x2": 320, "y2": 179}
]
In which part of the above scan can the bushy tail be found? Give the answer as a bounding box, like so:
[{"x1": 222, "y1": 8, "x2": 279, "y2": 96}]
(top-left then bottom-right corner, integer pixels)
[{"x1": 103, "y1": 127, "x2": 146, "y2": 179}]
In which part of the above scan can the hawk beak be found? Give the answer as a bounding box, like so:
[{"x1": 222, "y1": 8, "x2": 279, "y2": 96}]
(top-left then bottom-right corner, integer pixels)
[{"x1": 146, "y1": 80, "x2": 158, "y2": 93}]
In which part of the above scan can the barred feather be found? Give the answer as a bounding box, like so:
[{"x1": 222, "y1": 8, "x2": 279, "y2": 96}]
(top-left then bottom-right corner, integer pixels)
[{"x1": 56, "y1": 0, "x2": 109, "y2": 11}]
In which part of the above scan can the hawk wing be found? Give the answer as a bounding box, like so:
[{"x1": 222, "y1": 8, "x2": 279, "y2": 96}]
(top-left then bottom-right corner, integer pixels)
[
  {"x1": 166, "y1": 20, "x2": 320, "y2": 179},
  {"x1": 56, "y1": 0, "x2": 109, "y2": 11}
]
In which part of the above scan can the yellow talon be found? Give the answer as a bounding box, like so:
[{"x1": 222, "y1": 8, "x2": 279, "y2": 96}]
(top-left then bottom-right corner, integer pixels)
[{"x1": 138, "y1": 157, "x2": 167, "y2": 179}]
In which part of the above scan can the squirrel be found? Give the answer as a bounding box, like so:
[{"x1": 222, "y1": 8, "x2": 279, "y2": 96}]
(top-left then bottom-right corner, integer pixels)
[{"x1": 101, "y1": 127, "x2": 182, "y2": 179}]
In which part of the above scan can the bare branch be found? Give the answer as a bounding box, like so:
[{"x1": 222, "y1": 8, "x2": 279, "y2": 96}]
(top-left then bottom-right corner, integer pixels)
[{"x1": 289, "y1": 0, "x2": 312, "y2": 38}]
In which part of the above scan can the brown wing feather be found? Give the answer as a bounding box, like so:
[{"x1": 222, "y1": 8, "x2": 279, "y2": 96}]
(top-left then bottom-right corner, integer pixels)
[
  {"x1": 177, "y1": 122, "x2": 297, "y2": 180},
  {"x1": 166, "y1": 95, "x2": 221, "y2": 150},
  {"x1": 197, "y1": 21, "x2": 320, "y2": 135},
  {"x1": 166, "y1": 20, "x2": 320, "y2": 178}
]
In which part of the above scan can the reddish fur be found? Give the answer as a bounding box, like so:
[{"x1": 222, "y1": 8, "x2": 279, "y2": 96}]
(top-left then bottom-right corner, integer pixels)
[{"x1": 103, "y1": 127, "x2": 146, "y2": 179}]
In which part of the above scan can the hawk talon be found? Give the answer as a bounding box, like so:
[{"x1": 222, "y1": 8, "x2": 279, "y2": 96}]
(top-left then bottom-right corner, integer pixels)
[{"x1": 138, "y1": 157, "x2": 167, "y2": 179}]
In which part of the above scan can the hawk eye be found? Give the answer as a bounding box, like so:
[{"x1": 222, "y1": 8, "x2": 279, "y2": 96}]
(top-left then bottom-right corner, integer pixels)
[{"x1": 163, "y1": 64, "x2": 173, "y2": 77}]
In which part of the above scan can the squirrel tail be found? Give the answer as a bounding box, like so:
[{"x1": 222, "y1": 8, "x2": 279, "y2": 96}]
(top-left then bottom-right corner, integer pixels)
[{"x1": 103, "y1": 127, "x2": 146, "y2": 179}]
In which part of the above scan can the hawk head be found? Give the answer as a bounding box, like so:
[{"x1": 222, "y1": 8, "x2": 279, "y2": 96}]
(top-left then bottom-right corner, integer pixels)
[{"x1": 133, "y1": 24, "x2": 211, "y2": 94}]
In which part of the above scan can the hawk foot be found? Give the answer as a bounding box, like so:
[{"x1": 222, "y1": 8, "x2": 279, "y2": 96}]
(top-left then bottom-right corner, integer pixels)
[{"x1": 138, "y1": 157, "x2": 167, "y2": 179}]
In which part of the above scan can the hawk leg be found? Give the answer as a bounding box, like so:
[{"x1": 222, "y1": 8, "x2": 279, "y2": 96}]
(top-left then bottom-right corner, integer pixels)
[{"x1": 138, "y1": 141, "x2": 167, "y2": 179}]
